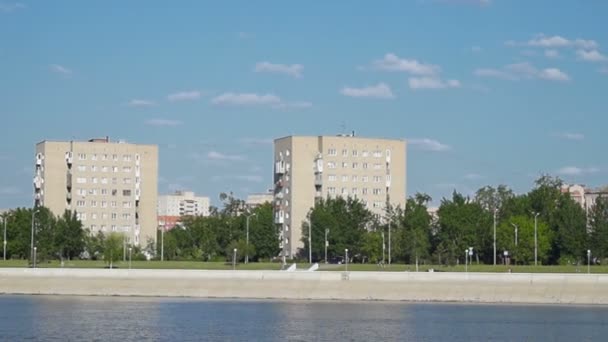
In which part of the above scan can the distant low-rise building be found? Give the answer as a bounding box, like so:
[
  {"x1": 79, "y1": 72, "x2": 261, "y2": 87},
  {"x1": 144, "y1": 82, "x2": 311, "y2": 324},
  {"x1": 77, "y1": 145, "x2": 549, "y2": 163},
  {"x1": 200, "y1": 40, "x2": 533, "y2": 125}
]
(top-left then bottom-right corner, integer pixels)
[
  {"x1": 157, "y1": 190, "x2": 210, "y2": 230},
  {"x1": 246, "y1": 190, "x2": 273, "y2": 208},
  {"x1": 561, "y1": 184, "x2": 608, "y2": 215}
]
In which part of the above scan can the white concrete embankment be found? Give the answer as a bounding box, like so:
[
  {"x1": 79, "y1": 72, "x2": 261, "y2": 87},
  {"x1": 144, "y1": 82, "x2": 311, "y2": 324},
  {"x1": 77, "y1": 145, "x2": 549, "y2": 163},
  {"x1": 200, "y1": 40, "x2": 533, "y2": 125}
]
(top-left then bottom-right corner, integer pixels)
[{"x1": 1, "y1": 268, "x2": 607, "y2": 304}]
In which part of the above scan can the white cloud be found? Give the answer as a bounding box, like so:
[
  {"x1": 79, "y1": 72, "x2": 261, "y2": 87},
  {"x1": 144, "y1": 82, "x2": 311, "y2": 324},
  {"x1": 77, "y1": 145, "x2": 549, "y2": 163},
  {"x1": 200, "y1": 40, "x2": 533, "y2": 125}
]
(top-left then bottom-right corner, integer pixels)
[
  {"x1": 576, "y1": 50, "x2": 608, "y2": 62},
  {"x1": 272, "y1": 101, "x2": 313, "y2": 110},
  {"x1": 207, "y1": 151, "x2": 246, "y2": 162},
  {"x1": 127, "y1": 99, "x2": 155, "y2": 107},
  {"x1": 0, "y1": 2, "x2": 25, "y2": 12},
  {"x1": 539, "y1": 68, "x2": 570, "y2": 81},
  {"x1": 167, "y1": 90, "x2": 201, "y2": 102},
  {"x1": 212, "y1": 92, "x2": 281, "y2": 106},
  {"x1": 524, "y1": 34, "x2": 598, "y2": 50},
  {"x1": 240, "y1": 138, "x2": 273, "y2": 146},
  {"x1": 464, "y1": 173, "x2": 484, "y2": 180},
  {"x1": 408, "y1": 138, "x2": 451, "y2": 152},
  {"x1": 50, "y1": 64, "x2": 72, "y2": 75},
  {"x1": 370, "y1": 53, "x2": 440, "y2": 75},
  {"x1": 557, "y1": 166, "x2": 600, "y2": 176},
  {"x1": 557, "y1": 132, "x2": 585, "y2": 141},
  {"x1": 340, "y1": 83, "x2": 394, "y2": 99},
  {"x1": 544, "y1": 49, "x2": 560, "y2": 58},
  {"x1": 475, "y1": 62, "x2": 569, "y2": 82},
  {"x1": 408, "y1": 77, "x2": 461, "y2": 90},
  {"x1": 144, "y1": 119, "x2": 183, "y2": 127},
  {"x1": 254, "y1": 62, "x2": 303, "y2": 78}
]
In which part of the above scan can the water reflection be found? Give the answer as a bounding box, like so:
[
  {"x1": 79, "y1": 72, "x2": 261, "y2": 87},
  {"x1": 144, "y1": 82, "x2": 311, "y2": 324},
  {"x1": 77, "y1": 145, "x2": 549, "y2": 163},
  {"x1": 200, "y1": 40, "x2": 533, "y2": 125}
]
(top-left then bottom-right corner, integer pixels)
[{"x1": 1, "y1": 296, "x2": 607, "y2": 341}]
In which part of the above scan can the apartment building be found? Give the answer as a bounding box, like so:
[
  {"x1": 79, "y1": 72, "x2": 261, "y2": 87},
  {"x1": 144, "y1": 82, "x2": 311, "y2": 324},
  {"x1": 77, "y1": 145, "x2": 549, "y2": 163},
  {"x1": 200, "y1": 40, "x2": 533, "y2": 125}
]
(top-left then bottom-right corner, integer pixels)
[
  {"x1": 34, "y1": 137, "x2": 158, "y2": 246},
  {"x1": 246, "y1": 189, "x2": 274, "y2": 208},
  {"x1": 562, "y1": 184, "x2": 608, "y2": 215},
  {"x1": 273, "y1": 134, "x2": 407, "y2": 259},
  {"x1": 157, "y1": 190, "x2": 210, "y2": 230}
]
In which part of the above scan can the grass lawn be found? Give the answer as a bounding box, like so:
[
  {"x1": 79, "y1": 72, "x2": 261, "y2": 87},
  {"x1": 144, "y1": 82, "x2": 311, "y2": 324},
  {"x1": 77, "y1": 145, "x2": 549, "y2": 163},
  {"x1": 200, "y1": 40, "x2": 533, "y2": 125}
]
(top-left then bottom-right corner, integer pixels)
[{"x1": 1, "y1": 259, "x2": 606, "y2": 273}]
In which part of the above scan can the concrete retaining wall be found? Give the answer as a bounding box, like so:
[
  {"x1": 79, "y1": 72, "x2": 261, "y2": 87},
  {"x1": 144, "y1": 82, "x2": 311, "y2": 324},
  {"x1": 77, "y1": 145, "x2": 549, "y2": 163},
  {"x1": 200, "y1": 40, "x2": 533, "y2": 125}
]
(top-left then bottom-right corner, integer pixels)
[{"x1": 1, "y1": 268, "x2": 607, "y2": 304}]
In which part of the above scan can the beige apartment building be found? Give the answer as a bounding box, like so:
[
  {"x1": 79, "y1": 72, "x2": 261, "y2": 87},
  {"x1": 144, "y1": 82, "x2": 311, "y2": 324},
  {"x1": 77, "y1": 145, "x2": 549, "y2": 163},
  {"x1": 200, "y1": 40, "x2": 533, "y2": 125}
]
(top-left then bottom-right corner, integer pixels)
[
  {"x1": 157, "y1": 190, "x2": 210, "y2": 230},
  {"x1": 34, "y1": 137, "x2": 158, "y2": 246},
  {"x1": 273, "y1": 134, "x2": 406, "y2": 259}
]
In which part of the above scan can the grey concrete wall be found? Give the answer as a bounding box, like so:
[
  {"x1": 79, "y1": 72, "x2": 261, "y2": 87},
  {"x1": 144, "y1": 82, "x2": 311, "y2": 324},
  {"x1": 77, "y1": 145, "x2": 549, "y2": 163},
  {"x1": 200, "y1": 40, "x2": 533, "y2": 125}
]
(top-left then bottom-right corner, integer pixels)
[{"x1": 1, "y1": 268, "x2": 607, "y2": 305}]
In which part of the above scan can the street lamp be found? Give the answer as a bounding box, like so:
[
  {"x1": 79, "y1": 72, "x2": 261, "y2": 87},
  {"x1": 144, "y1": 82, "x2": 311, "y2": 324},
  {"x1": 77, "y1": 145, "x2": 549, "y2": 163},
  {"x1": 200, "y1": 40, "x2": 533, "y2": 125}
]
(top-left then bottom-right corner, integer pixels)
[
  {"x1": 128, "y1": 247, "x2": 132, "y2": 269},
  {"x1": 160, "y1": 225, "x2": 165, "y2": 262},
  {"x1": 324, "y1": 228, "x2": 329, "y2": 264},
  {"x1": 511, "y1": 223, "x2": 518, "y2": 246},
  {"x1": 308, "y1": 217, "x2": 312, "y2": 264},
  {"x1": 233, "y1": 248, "x2": 237, "y2": 270},
  {"x1": 33, "y1": 247, "x2": 37, "y2": 268},
  {"x1": 345, "y1": 248, "x2": 349, "y2": 272},
  {"x1": 503, "y1": 250, "x2": 509, "y2": 266},
  {"x1": 465, "y1": 249, "x2": 469, "y2": 273},
  {"x1": 388, "y1": 219, "x2": 392, "y2": 265},
  {"x1": 532, "y1": 212, "x2": 540, "y2": 266},
  {"x1": 30, "y1": 209, "x2": 38, "y2": 266},
  {"x1": 381, "y1": 231, "x2": 386, "y2": 264},
  {"x1": 587, "y1": 249, "x2": 591, "y2": 274},
  {"x1": 2, "y1": 213, "x2": 8, "y2": 261},
  {"x1": 493, "y1": 208, "x2": 498, "y2": 266},
  {"x1": 245, "y1": 213, "x2": 256, "y2": 264}
]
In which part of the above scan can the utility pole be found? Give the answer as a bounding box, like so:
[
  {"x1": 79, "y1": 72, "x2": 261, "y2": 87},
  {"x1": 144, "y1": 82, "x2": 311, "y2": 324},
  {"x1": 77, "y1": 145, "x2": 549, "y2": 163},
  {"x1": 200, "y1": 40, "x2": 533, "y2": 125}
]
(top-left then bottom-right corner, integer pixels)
[
  {"x1": 493, "y1": 208, "x2": 497, "y2": 266},
  {"x1": 324, "y1": 228, "x2": 329, "y2": 264},
  {"x1": 161, "y1": 226, "x2": 164, "y2": 262},
  {"x1": 381, "y1": 231, "x2": 385, "y2": 264},
  {"x1": 308, "y1": 217, "x2": 312, "y2": 264},
  {"x1": 533, "y1": 212, "x2": 539, "y2": 266},
  {"x1": 3, "y1": 214, "x2": 7, "y2": 261},
  {"x1": 388, "y1": 220, "x2": 392, "y2": 265}
]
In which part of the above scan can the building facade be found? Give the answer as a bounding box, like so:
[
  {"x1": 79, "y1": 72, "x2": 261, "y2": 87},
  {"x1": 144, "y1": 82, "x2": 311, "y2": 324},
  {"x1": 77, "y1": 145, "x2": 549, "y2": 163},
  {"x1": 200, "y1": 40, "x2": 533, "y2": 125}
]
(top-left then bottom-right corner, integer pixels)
[
  {"x1": 273, "y1": 134, "x2": 407, "y2": 259},
  {"x1": 34, "y1": 137, "x2": 158, "y2": 246},
  {"x1": 157, "y1": 190, "x2": 210, "y2": 230},
  {"x1": 562, "y1": 184, "x2": 608, "y2": 215},
  {"x1": 246, "y1": 190, "x2": 274, "y2": 208}
]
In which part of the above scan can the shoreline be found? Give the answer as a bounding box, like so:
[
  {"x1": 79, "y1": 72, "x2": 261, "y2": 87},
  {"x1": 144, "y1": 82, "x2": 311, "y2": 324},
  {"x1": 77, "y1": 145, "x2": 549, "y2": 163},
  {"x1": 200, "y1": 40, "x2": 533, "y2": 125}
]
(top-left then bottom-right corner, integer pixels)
[{"x1": 1, "y1": 268, "x2": 607, "y2": 305}]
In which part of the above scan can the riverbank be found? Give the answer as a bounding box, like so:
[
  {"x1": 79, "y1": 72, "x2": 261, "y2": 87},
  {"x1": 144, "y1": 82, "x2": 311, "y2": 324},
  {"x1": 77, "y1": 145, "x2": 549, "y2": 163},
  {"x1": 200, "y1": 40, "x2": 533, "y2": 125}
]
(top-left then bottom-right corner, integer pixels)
[{"x1": 1, "y1": 268, "x2": 607, "y2": 305}]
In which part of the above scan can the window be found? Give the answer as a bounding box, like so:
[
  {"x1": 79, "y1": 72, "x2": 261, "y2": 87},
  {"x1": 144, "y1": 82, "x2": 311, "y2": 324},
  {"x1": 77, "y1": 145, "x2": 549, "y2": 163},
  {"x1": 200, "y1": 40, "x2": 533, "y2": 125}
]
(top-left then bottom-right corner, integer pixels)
[
  {"x1": 285, "y1": 200, "x2": 289, "y2": 207},
  {"x1": 373, "y1": 201, "x2": 383, "y2": 208},
  {"x1": 285, "y1": 187, "x2": 290, "y2": 194},
  {"x1": 123, "y1": 154, "x2": 131, "y2": 162},
  {"x1": 123, "y1": 201, "x2": 131, "y2": 208},
  {"x1": 363, "y1": 163, "x2": 368, "y2": 169},
  {"x1": 101, "y1": 189, "x2": 108, "y2": 195},
  {"x1": 135, "y1": 154, "x2": 140, "y2": 161},
  {"x1": 373, "y1": 150, "x2": 382, "y2": 158},
  {"x1": 362, "y1": 188, "x2": 368, "y2": 195},
  {"x1": 328, "y1": 187, "x2": 336, "y2": 194},
  {"x1": 90, "y1": 224, "x2": 97, "y2": 231},
  {"x1": 102, "y1": 213, "x2": 108, "y2": 220},
  {"x1": 101, "y1": 154, "x2": 108, "y2": 161},
  {"x1": 122, "y1": 166, "x2": 132, "y2": 173},
  {"x1": 112, "y1": 178, "x2": 117, "y2": 185},
  {"x1": 101, "y1": 201, "x2": 107, "y2": 208},
  {"x1": 77, "y1": 165, "x2": 86, "y2": 172},
  {"x1": 91, "y1": 213, "x2": 97, "y2": 220},
  {"x1": 92, "y1": 177, "x2": 98, "y2": 184},
  {"x1": 91, "y1": 154, "x2": 97, "y2": 161},
  {"x1": 112, "y1": 189, "x2": 117, "y2": 196},
  {"x1": 111, "y1": 201, "x2": 117, "y2": 208},
  {"x1": 341, "y1": 188, "x2": 347, "y2": 195},
  {"x1": 111, "y1": 225, "x2": 117, "y2": 232},
  {"x1": 352, "y1": 188, "x2": 358, "y2": 195},
  {"x1": 78, "y1": 153, "x2": 86, "y2": 161},
  {"x1": 352, "y1": 175, "x2": 358, "y2": 182},
  {"x1": 123, "y1": 189, "x2": 132, "y2": 196},
  {"x1": 80, "y1": 213, "x2": 87, "y2": 221},
  {"x1": 386, "y1": 149, "x2": 391, "y2": 158},
  {"x1": 102, "y1": 166, "x2": 108, "y2": 173},
  {"x1": 78, "y1": 189, "x2": 86, "y2": 196},
  {"x1": 76, "y1": 200, "x2": 85, "y2": 207},
  {"x1": 342, "y1": 175, "x2": 348, "y2": 182},
  {"x1": 112, "y1": 166, "x2": 118, "y2": 173},
  {"x1": 362, "y1": 176, "x2": 369, "y2": 182},
  {"x1": 373, "y1": 176, "x2": 382, "y2": 183},
  {"x1": 112, "y1": 154, "x2": 118, "y2": 161},
  {"x1": 328, "y1": 174, "x2": 337, "y2": 182},
  {"x1": 122, "y1": 213, "x2": 131, "y2": 220},
  {"x1": 373, "y1": 188, "x2": 382, "y2": 195},
  {"x1": 101, "y1": 177, "x2": 108, "y2": 184},
  {"x1": 327, "y1": 148, "x2": 337, "y2": 156},
  {"x1": 91, "y1": 200, "x2": 97, "y2": 207},
  {"x1": 327, "y1": 162, "x2": 336, "y2": 169},
  {"x1": 362, "y1": 150, "x2": 369, "y2": 157},
  {"x1": 88, "y1": 188, "x2": 97, "y2": 195},
  {"x1": 342, "y1": 149, "x2": 348, "y2": 157},
  {"x1": 76, "y1": 177, "x2": 87, "y2": 184},
  {"x1": 386, "y1": 175, "x2": 391, "y2": 184},
  {"x1": 111, "y1": 213, "x2": 117, "y2": 220},
  {"x1": 352, "y1": 162, "x2": 359, "y2": 169},
  {"x1": 91, "y1": 165, "x2": 97, "y2": 172},
  {"x1": 135, "y1": 177, "x2": 140, "y2": 184},
  {"x1": 374, "y1": 163, "x2": 382, "y2": 169},
  {"x1": 352, "y1": 150, "x2": 358, "y2": 157},
  {"x1": 286, "y1": 149, "x2": 290, "y2": 157},
  {"x1": 342, "y1": 162, "x2": 348, "y2": 168},
  {"x1": 123, "y1": 178, "x2": 131, "y2": 184}
]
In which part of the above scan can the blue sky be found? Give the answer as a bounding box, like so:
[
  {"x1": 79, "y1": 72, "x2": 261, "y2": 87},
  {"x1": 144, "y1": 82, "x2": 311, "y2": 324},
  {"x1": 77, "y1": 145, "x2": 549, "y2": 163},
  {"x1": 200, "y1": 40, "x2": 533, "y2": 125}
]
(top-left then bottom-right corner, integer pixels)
[{"x1": 1, "y1": 0, "x2": 607, "y2": 209}]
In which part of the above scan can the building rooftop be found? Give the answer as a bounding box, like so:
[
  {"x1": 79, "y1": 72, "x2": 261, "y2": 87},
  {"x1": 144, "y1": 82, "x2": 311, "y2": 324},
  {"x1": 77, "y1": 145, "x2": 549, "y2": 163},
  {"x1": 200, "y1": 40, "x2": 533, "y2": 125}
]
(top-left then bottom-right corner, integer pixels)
[{"x1": 274, "y1": 133, "x2": 405, "y2": 143}]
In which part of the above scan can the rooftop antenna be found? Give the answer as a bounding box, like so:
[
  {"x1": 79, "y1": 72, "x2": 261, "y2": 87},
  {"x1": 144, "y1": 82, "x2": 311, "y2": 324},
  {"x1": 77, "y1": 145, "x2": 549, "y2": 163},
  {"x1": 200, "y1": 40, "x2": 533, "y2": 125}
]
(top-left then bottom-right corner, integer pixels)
[{"x1": 340, "y1": 122, "x2": 347, "y2": 136}]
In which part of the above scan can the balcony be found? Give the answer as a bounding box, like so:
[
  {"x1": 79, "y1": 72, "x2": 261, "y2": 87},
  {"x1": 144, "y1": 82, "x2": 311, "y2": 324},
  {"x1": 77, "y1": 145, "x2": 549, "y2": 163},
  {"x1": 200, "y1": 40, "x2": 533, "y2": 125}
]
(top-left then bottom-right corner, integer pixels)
[
  {"x1": 34, "y1": 193, "x2": 42, "y2": 201},
  {"x1": 275, "y1": 161, "x2": 286, "y2": 175},
  {"x1": 314, "y1": 157, "x2": 323, "y2": 173},
  {"x1": 275, "y1": 192, "x2": 284, "y2": 199},
  {"x1": 66, "y1": 192, "x2": 72, "y2": 201},
  {"x1": 66, "y1": 172, "x2": 72, "y2": 189},
  {"x1": 275, "y1": 179, "x2": 284, "y2": 188},
  {"x1": 274, "y1": 211, "x2": 284, "y2": 224},
  {"x1": 314, "y1": 174, "x2": 323, "y2": 187},
  {"x1": 33, "y1": 176, "x2": 43, "y2": 189},
  {"x1": 35, "y1": 153, "x2": 43, "y2": 166},
  {"x1": 65, "y1": 152, "x2": 73, "y2": 165}
]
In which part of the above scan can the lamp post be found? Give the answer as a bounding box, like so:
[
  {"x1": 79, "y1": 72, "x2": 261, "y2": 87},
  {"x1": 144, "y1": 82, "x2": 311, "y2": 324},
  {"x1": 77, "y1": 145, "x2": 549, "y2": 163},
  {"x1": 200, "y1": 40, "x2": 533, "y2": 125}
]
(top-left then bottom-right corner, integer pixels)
[
  {"x1": 128, "y1": 247, "x2": 132, "y2": 269},
  {"x1": 381, "y1": 231, "x2": 386, "y2": 264},
  {"x1": 160, "y1": 225, "x2": 164, "y2": 262},
  {"x1": 308, "y1": 217, "x2": 312, "y2": 264},
  {"x1": 511, "y1": 223, "x2": 518, "y2": 246},
  {"x1": 465, "y1": 249, "x2": 469, "y2": 273},
  {"x1": 493, "y1": 208, "x2": 497, "y2": 266},
  {"x1": 504, "y1": 250, "x2": 509, "y2": 266},
  {"x1": 324, "y1": 228, "x2": 329, "y2": 264},
  {"x1": 587, "y1": 249, "x2": 591, "y2": 274},
  {"x1": 33, "y1": 247, "x2": 37, "y2": 268},
  {"x1": 233, "y1": 248, "x2": 237, "y2": 271},
  {"x1": 388, "y1": 220, "x2": 392, "y2": 265},
  {"x1": 246, "y1": 213, "x2": 256, "y2": 264},
  {"x1": 533, "y1": 212, "x2": 539, "y2": 266},
  {"x1": 345, "y1": 248, "x2": 349, "y2": 272},
  {"x1": 30, "y1": 209, "x2": 38, "y2": 266},
  {"x1": 3, "y1": 214, "x2": 8, "y2": 261}
]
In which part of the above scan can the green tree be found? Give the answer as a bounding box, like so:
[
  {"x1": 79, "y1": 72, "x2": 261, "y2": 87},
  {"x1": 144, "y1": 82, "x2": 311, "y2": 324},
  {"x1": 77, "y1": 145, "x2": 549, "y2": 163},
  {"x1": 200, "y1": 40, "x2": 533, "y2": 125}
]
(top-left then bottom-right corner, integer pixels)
[
  {"x1": 496, "y1": 215, "x2": 552, "y2": 265},
  {"x1": 54, "y1": 210, "x2": 85, "y2": 260},
  {"x1": 248, "y1": 203, "x2": 279, "y2": 260},
  {"x1": 103, "y1": 232, "x2": 124, "y2": 268},
  {"x1": 552, "y1": 194, "x2": 588, "y2": 264},
  {"x1": 589, "y1": 196, "x2": 608, "y2": 259},
  {"x1": 394, "y1": 194, "x2": 432, "y2": 267},
  {"x1": 361, "y1": 231, "x2": 383, "y2": 264}
]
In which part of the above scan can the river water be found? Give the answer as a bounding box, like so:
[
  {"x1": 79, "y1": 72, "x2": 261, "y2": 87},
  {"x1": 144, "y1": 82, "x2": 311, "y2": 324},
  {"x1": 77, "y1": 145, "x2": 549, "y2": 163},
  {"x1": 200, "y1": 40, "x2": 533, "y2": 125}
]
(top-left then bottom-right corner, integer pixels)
[{"x1": 0, "y1": 296, "x2": 606, "y2": 341}]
